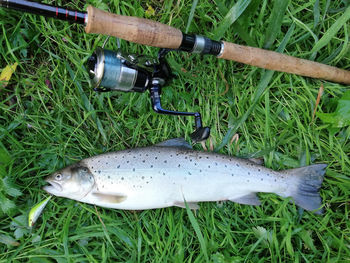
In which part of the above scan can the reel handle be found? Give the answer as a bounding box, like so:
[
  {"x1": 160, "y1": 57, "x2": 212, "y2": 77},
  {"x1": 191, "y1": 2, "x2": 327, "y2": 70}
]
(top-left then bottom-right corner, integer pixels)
[{"x1": 150, "y1": 83, "x2": 210, "y2": 143}]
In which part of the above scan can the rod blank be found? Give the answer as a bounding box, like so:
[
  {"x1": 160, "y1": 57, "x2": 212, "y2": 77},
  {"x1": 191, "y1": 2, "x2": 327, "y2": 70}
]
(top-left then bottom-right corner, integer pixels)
[{"x1": 2, "y1": 0, "x2": 86, "y2": 24}]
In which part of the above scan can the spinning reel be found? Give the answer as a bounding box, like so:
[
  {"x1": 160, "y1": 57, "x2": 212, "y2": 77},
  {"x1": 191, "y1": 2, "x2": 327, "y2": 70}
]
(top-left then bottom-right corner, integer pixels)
[{"x1": 87, "y1": 47, "x2": 210, "y2": 142}]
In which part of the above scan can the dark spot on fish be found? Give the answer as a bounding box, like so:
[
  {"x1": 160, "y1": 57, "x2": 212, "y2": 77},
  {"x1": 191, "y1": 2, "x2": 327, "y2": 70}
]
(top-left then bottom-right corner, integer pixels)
[
  {"x1": 178, "y1": 164, "x2": 181, "y2": 167},
  {"x1": 188, "y1": 172, "x2": 191, "y2": 175},
  {"x1": 231, "y1": 174, "x2": 234, "y2": 176},
  {"x1": 261, "y1": 178, "x2": 263, "y2": 181},
  {"x1": 142, "y1": 160, "x2": 145, "y2": 163},
  {"x1": 127, "y1": 161, "x2": 129, "y2": 163},
  {"x1": 155, "y1": 157, "x2": 158, "y2": 160},
  {"x1": 106, "y1": 162, "x2": 108, "y2": 165},
  {"x1": 176, "y1": 153, "x2": 179, "y2": 156},
  {"x1": 121, "y1": 177, "x2": 124, "y2": 180},
  {"x1": 146, "y1": 154, "x2": 149, "y2": 157},
  {"x1": 133, "y1": 168, "x2": 135, "y2": 172},
  {"x1": 133, "y1": 185, "x2": 135, "y2": 188},
  {"x1": 274, "y1": 179, "x2": 277, "y2": 182},
  {"x1": 225, "y1": 165, "x2": 227, "y2": 168},
  {"x1": 258, "y1": 169, "x2": 261, "y2": 172},
  {"x1": 190, "y1": 159, "x2": 192, "y2": 162},
  {"x1": 98, "y1": 170, "x2": 101, "y2": 174},
  {"x1": 185, "y1": 157, "x2": 188, "y2": 159},
  {"x1": 142, "y1": 176, "x2": 145, "y2": 179},
  {"x1": 94, "y1": 170, "x2": 97, "y2": 173},
  {"x1": 236, "y1": 164, "x2": 239, "y2": 167},
  {"x1": 108, "y1": 176, "x2": 110, "y2": 179},
  {"x1": 91, "y1": 166, "x2": 94, "y2": 169},
  {"x1": 150, "y1": 176, "x2": 153, "y2": 179},
  {"x1": 247, "y1": 179, "x2": 250, "y2": 182},
  {"x1": 195, "y1": 163, "x2": 197, "y2": 166},
  {"x1": 208, "y1": 165, "x2": 211, "y2": 168},
  {"x1": 170, "y1": 155, "x2": 173, "y2": 157},
  {"x1": 200, "y1": 169, "x2": 202, "y2": 172},
  {"x1": 139, "y1": 154, "x2": 142, "y2": 156},
  {"x1": 164, "y1": 160, "x2": 167, "y2": 163},
  {"x1": 215, "y1": 162, "x2": 218, "y2": 166},
  {"x1": 150, "y1": 165, "x2": 153, "y2": 168},
  {"x1": 199, "y1": 157, "x2": 202, "y2": 159},
  {"x1": 133, "y1": 156, "x2": 136, "y2": 159},
  {"x1": 248, "y1": 172, "x2": 250, "y2": 175},
  {"x1": 146, "y1": 181, "x2": 149, "y2": 184},
  {"x1": 158, "y1": 151, "x2": 160, "y2": 154},
  {"x1": 163, "y1": 172, "x2": 166, "y2": 176},
  {"x1": 206, "y1": 157, "x2": 209, "y2": 159}
]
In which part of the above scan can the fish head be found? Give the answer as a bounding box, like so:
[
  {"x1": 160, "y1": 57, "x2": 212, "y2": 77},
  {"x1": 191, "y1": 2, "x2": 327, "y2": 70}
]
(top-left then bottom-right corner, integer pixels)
[{"x1": 43, "y1": 163, "x2": 95, "y2": 200}]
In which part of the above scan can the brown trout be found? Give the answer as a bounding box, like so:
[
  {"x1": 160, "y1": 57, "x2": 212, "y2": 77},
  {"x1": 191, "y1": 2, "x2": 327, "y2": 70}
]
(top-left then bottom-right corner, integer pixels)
[{"x1": 43, "y1": 138, "x2": 326, "y2": 213}]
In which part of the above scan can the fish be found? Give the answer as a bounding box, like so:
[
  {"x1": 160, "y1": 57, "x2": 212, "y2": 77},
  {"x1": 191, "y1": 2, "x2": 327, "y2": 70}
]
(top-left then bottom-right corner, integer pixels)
[{"x1": 43, "y1": 138, "x2": 326, "y2": 214}]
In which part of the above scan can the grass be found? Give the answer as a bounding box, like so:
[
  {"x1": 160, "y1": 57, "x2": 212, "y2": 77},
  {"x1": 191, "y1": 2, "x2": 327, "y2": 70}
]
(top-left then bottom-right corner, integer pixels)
[{"x1": 1, "y1": 0, "x2": 350, "y2": 261}]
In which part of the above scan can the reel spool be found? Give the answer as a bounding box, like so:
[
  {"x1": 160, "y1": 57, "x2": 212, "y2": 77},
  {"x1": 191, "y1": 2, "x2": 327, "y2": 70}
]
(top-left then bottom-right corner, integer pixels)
[{"x1": 87, "y1": 48, "x2": 210, "y2": 143}]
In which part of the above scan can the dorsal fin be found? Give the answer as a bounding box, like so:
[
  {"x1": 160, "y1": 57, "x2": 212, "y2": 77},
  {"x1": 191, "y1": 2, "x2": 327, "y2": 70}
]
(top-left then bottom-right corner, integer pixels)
[{"x1": 155, "y1": 138, "x2": 192, "y2": 149}]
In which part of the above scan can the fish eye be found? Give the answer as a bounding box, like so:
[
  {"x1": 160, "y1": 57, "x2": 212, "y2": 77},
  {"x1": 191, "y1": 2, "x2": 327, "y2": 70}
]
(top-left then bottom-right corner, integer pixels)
[{"x1": 55, "y1": 173, "x2": 63, "y2": 181}]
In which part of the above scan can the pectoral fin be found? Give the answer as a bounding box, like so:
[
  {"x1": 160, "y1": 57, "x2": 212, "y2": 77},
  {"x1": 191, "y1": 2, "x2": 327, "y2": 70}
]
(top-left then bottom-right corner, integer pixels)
[
  {"x1": 92, "y1": 193, "x2": 127, "y2": 203},
  {"x1": 174, "y1": 201, "x2": 199, "y2": 210},
  {"x1": 229, "y1": 193, "x2": 261, "y2": 206}
]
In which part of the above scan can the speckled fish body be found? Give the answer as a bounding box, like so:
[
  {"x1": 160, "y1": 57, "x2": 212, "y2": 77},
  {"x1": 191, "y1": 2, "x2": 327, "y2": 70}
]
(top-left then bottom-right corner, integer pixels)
[{"x1": 44, "y1": 139, "x2": 326, "y2": 213}]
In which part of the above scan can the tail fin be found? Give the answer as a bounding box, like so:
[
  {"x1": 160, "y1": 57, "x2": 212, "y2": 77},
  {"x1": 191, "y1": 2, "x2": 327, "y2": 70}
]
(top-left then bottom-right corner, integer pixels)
[{"x1": 285, "y1": 164, "x2": 327, "y2": 214}]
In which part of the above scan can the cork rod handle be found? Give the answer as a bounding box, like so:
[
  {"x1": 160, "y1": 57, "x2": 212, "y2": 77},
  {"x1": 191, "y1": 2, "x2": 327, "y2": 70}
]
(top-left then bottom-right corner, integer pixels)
[
  {"x1": 85, "y1": 6, "x2": 183, "y2": 49},
  {"x1": 219, "y1": 42, "x2": 350, "y2": 85}
]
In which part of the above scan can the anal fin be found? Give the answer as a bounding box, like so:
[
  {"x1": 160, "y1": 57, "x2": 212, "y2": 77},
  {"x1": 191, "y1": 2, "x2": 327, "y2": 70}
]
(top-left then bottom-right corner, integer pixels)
[
  {"x1": 229, "y1": 193, "x2": 261, "y2": 206},
  {"x1": 174, "y1": 201, "x2": 199, "y2": 210}
]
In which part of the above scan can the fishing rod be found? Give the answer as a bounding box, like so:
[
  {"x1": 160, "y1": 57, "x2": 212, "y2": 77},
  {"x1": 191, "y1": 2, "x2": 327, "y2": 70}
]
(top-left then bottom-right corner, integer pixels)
[
  {"x1": 2, "y1": 0, "x2": 350, "y2": 85},
  {"x1": 1, "y1": 0, "x2": 350, "y2": 141}
]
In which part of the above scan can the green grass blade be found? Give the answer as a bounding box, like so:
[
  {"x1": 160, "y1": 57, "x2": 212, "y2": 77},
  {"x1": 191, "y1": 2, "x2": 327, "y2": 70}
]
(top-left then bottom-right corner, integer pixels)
[
  {"x1": 311, "y1": 5, "x2": 350, "y2": 54},
  {"x1": 184, "y1": 202, "x2": 209, "y2": 262},
  {"x1": 185, "y1": 0, "x2": 199, "y2": 34},
  {"x1": 263, "y1": 0, "x2": 290, "y2": 49},
  {"x1": 213, "y1": 0, "x2": 252, "y2": 40}
]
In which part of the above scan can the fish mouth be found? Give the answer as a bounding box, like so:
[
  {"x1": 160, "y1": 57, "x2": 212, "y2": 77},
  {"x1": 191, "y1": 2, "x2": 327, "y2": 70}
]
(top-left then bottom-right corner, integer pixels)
[{"x1": 43, "y1": 180, "x2": 63, "y2": 193}]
